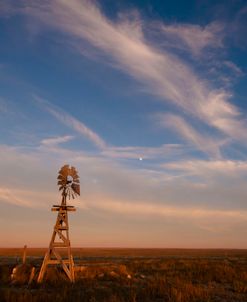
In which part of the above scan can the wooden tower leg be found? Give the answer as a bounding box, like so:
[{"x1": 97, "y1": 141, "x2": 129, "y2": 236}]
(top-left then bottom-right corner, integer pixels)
[
  {"x1": 37, "y1": 251, "x2": 49, "y2": 283},
  {"x1": 37, "y1": 205, "x2": 75, "y2": 283}
]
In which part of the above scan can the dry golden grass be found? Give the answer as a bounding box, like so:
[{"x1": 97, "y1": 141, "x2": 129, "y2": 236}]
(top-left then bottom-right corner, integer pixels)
[{"x1": 1, "y1": 248, "x2": 247, "y2": 302}]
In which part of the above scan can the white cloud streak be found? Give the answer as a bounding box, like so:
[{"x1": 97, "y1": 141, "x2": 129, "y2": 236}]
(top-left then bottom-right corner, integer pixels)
[
  {"x1": 34, "y1": 95, "x2": 107, "y2": 149},
  {"x1": 41, "y1": 135, "x2": 74, "y2": 146},
  {"x1": 84, "y1": 196, "x2": 247, "y2": 220},
  {"x1": 0, "y1": 187, "x2": 33, "y2": 207},
  {"x1": 163, "y1": 159, "x2": 247, "y2": 178},
  {"x1": 1, "y1": 143, "x2": 247, "y2": 209},
  {"x1": 158, "y1": 113, "x2": 228, "y2": 158},
  {"x1": 16, "y1": 0, "x2": 247, "y2": 153},
  {"x1": 101, "y1": 144, "x2": 182, "y2": 160},
  {"x1": 34, "y1": 95, "x2": 187, "y2": 160},
  {"x1": 160, "y1": 22, "x2": 224, "y2": 56},
  {"x1": 224, "y1": 61, "x2": 243, "y2": 76},
  {"x1": 46, "y1": 106, "x2": 107, "y2": 149}
]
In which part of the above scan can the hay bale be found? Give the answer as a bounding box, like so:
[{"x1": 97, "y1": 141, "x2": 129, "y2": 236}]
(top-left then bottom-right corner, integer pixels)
[{"x1": 11, "y1": 264, "x2": 34, "y2": 285}]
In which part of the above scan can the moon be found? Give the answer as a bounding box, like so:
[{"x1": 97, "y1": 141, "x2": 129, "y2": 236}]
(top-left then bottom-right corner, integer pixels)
[{"x1": 139, "y1": 157, "x2": 143, "y2": 161}]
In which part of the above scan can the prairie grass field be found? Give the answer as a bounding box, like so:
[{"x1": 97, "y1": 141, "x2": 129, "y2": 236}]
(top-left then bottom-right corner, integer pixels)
[{"x1": 0, "y1": 248, "x2": 247, "y2": 302}]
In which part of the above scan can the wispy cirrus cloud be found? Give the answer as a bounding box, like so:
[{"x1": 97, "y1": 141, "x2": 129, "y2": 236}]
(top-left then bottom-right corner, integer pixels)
[
  {"x1": 12, "y1": 0, "x2": 246, "y2": 156},
  {"x1": 160, "y1": 21, "x2": 224, "y2": 56},
  {"x1": 162, "y1": 159, "x2": 247, "y2": 185},
  {"x1": 41, "y1": 135, "x2": 74, "y2": 146},
  {"x1": 163, "y1": 159, "x2": 247, "y2": 178},
  {"x1": 2, "y1": 141, "x2": 247, "y2": 248},
  {"x1": 84, "y1": 196, "x2": 247, "y2": 221},
  {"x1": 1, "y1": 143, "x2": 247, "y2": 222},
  {"x1": 34, "y1": 94, "x2": 187, "y2": 161},
  {"x1": 0, "y1": 186, "x2": 57, "y2": 209},
  {"x1": 0, "y1": 187, "x2": 33, "y2": 207},
  {"x1": 101, "y1": 144, "x2": 183, "y2": 160},
  {"x1": 157, "y1": 113, "x2": 228, "y2": 158},
  {"x1": 223, "y1": 61, "x2": 244, "y2": 77},
  {"x1": 34, "y1": 95, "x2": 107, "y2": 149}
]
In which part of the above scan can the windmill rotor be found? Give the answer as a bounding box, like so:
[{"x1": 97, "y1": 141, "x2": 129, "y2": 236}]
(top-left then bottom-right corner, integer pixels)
[{"x1": 57, "y1": 165, "x2": 80, "y2": 200}]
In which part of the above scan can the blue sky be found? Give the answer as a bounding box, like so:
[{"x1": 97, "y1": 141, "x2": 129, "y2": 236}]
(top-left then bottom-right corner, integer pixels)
[{"x1": 0, "y1": 0, "x2": 247, "y2": 248}]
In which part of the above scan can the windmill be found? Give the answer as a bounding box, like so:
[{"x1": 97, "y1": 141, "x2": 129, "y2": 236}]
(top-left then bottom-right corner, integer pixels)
[{"x1": 37, "y1": 165, "x2": 80, "y2": 283}]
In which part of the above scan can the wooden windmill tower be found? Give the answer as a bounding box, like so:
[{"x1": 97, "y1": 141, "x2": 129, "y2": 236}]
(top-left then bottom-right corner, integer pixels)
[{"x1": 37, "y1": 165, "x2": 80, "y2": 283}]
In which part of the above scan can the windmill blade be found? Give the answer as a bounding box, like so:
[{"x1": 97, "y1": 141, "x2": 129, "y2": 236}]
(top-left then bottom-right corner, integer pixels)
[
  {"x1": 59, "y1": 171, "x2": 69, "y2": 178},
  {"x1": 71, "y1": 173, "x2": 79, "y2": 181},
  {"x1": 70, "y1": 166, "x2": 77, "y2": 174},
  {"x1": 71, "y1": 183, "x2": 80, "y2": 196},
  {"x1": 57, "y1": 180, "x2": 66, "y2": 185},
  {"x1": 61, "y1": 164, "x2": 69, "y2": 170},
  {"x1": 58, "y1": 168, "x2": 65, "y2": 175},
  {"x1": 57, "y1": 174, "x2": 65, "y2": 180},
  {"x1": 59, "y1": 165, "x2": 69, "y2": 176}
]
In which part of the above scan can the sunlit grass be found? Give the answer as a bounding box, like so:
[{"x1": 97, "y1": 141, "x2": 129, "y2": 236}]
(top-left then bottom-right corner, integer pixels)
[{"x1": 1, "y1": 248, "x2": 247, "y2": 301}]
